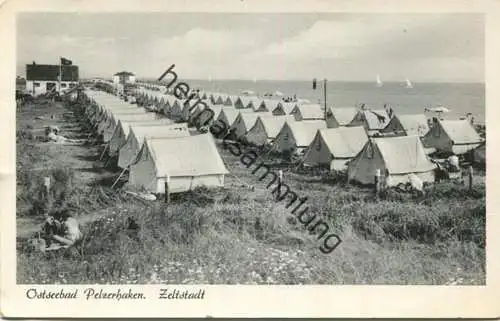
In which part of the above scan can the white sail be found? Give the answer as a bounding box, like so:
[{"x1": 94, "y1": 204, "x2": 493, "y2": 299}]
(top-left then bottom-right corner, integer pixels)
[
  {"x1": 405, "y1": 78, "x2": 413, "y2": 88},
  {"x1": 376, "y1": 75, "x2": 383, "y2": 87},
  {"x1": 253, "y1": 77, "x2": 257, "y2": 83},
  {"x1": 208, "y1": 75, "x2": 212, "y2": 82}
]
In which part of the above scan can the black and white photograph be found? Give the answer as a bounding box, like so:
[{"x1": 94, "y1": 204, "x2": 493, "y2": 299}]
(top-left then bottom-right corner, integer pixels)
[{"x1": 1, "y1": 0, "x2": 499, "y2": 318}]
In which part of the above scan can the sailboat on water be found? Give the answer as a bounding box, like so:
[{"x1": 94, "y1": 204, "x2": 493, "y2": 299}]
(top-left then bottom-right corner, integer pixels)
[
  {"x1": 376, "y1": 75, "x2": 383, "y2": 87},
  {"x1": 405, "y1": 78, "x2": 413, "y2": 88},
  {"x1": 253, "y1": 77, "x2": 257, "y2": 83}
]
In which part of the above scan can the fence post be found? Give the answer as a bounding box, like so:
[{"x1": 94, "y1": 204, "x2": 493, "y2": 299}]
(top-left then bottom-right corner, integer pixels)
[
  {"x1": 374, "y1": 169, "x2": 381, "y2": 197},
  {"x1": 164, "y1": 175, "x2": 171, "y2": 204},
  {"x1": 468, "y1": 165, "x2": 474, "y2": 192},
  {"x1": 277, "y1": 170, "x2": 283, "y2": 200}
]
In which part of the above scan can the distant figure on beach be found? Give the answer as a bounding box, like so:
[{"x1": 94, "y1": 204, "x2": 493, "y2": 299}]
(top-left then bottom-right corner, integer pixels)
[{"x1": 360, "y1": 103, "x2": 366, "y2": 110}]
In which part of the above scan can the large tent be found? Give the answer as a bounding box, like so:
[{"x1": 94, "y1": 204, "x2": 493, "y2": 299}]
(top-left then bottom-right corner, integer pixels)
[
  {"x1": 421, "y1": 119, "x2": 483, "y2": 155},
  {"x1": 230, "y1": 111, "x2": 272, "y2": 139},
  {"x1": 255, "y1": 99, "x2": 281, "y2": 112},
  {"x1": 325, "y1": 107, "x2": 357, "y2": 128},
  {"x1": 245, "y1": 115, "x2": 296, "y2": 146},
  {"x1": 214, "y1": 108, "x2": 243, "y2": 132},
  {"x1": 272, "y1": 102, "x2": 297, "y2": 116},
  {"x1": 117, "y1": 123, "x2": 190, "y2": 169},
  {"x1": 128, "y1": 133, "x2": 229, "y2": 194},
  {"x1": 303, "y1": 126, "x2": 368, "y2": 171},
  {"x1": 108, "y1": 118, "x2": 176, "y2": 156},
  {"x1": 381, "y1": 114, "x2": 430, "y2": 137},
  {"x1": 234, "y1": 96, "x2": 259, "y2": 109},
  {"x1": 290, "y1": 104, "x2": 325, "y2": 121},
  {"x1": 101, "y1": 111, "x2": 162, "y2": 142},
  {"x1": 348, "y1": 109, "x2": 391, "y2": 135},
  {"x1": 273, "y1": 120, "x2": 327, "y2": 154},
  {"x1": 347, "y1": 135, "x2": 436, "y2": 186}
]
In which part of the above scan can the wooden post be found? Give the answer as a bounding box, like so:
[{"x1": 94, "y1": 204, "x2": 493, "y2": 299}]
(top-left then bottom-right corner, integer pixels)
[
  {"x1": 374, "y1": 169, "x2": 381, "y2": 197},
  {"x1": 468, "y1": 165, "x2": 474, "y2": 192},
  {"x1": 323, "y1": 79, "x2": 328, "y2": 120},
  {"x1": 164, "y1": 175, "x2": 170, "y2": 204},
  {"x1": 277, "y1": 170, "x2": 283, "y2": 200}
]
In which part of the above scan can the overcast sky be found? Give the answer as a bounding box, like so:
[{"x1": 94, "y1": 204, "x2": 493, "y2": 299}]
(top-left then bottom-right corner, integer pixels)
[{"x1": 16, "y1": 13, "x2": 484, "y2": 82}]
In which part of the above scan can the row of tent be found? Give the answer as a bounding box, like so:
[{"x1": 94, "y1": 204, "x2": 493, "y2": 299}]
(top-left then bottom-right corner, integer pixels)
[
  {"x1": 81, "y1": 90, "x2": 229, "y2": 194},
  {"x1": 82, "y1": 87, "x2": 485, "y2": 194}
]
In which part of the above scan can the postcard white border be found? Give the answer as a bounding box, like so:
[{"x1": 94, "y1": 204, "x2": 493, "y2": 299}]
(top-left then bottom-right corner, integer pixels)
[{"x1": 1, "y1": 0, "x2": 499, "y2": 318}]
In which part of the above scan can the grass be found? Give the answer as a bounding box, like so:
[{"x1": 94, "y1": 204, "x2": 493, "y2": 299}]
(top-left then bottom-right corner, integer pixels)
[{"x1": 16, "y1": 98, "x2": 486, "y2": 285}]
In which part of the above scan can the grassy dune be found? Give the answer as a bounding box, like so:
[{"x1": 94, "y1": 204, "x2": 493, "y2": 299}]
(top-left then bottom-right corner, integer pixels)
[{"x1": 16, "y1": 99, "x2": 486, "y2": 285}]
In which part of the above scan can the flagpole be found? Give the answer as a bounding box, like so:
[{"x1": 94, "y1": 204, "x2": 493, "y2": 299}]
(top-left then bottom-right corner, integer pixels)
[
  {"x1": 323, "y1": 78, "x2": 327, "y2": 120},
  {"x1": 59, "y1": 56, "x2": 62, "y2": 93}
]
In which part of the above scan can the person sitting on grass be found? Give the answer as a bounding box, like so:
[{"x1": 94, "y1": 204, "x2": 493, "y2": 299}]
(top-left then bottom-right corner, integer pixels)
[{"x1": 39, "y1": 209, "x2": 83, "y2": 252}]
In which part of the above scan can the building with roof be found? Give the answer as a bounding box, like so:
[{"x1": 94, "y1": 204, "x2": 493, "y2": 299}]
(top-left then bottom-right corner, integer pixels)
[
  {"x1": 113, "y1": 71, "x2": 136, "y2": 85},
  {"x1": 25, "y1": 63, "x2": 79, "y2": 96}
]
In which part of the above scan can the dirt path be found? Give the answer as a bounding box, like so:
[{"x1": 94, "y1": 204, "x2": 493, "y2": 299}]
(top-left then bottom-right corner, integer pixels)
[{"x1": 17, "y1": 100, "x2": 117, "y2": 239}]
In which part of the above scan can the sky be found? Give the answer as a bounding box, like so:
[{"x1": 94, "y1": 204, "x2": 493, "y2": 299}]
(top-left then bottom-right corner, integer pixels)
[{"x1": 16, "y1": 12, "x2": 484, "y2": 82}]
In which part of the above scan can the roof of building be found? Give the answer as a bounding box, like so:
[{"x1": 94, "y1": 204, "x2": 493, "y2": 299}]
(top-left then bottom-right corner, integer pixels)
[
  {"x1": 26, "y1": 64, "x2": 79, "y2": 81},
  {"x1": 114, "y1": 71, "x2": 135, "y2": 76}
]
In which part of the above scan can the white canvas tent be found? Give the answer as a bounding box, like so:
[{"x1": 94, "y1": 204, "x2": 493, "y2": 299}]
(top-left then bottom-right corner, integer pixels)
[
  {"x1": 272, "y1": 102, "x2": 297, "y2": 116},
  {"x1": 214, "y1": 108, "x2": 242, "y2": 131},
  {"x1": 421, "y1": 119, "x2": 483, "y2": 155},
  {"x1": 108, "y1": 118, "x2": 175, "y2": 156},
  {"x1": 273, "y1": 120, "x2": 327, "y2": 154},
  {"x1": 117, "y1": 123, "x2": 190, "y2": 169},
  {"x1": 291, "y1": 104, "x2": 325, "y2": 120},
  {"x1": 230, "y1": 111, "x2": 272, "y2": 139},
  {"x1": 348, "y1": 109, "x2": 391, "y2": 135},
  {"x1": 128, "y1": 133, "x2": 229, "y2": 194},
  {"x1": 245, "y1": 115, "x2": 296, "y2": 146},
  {"x1": 234, "y1": 96, "x2": 259, "y2": 109},
  {"x1": 347, "y1": 135, "x2": 436, "y2": 186},
  {"x1": 256, "y1": 99, "x2": 281, "y2": 112},
  {"x1": 101, "y1": 112, "x2": 162, "y2": 142},
  {"x1": 326, "y1": 107, "x2": 357, "y2": 128},
  {"x1": 381, "y1": 114, "x2": 430, "y2": 137},
  {"x1": 303, "y1": 126, "x2": 368, "y2": 171}
]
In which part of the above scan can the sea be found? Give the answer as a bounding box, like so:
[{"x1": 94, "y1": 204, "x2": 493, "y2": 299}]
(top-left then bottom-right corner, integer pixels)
[{"x1": 176, "y1": 80, "x2": 485, "y2": 124}]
